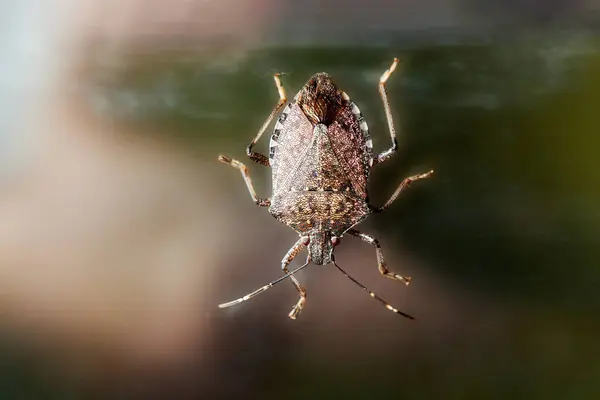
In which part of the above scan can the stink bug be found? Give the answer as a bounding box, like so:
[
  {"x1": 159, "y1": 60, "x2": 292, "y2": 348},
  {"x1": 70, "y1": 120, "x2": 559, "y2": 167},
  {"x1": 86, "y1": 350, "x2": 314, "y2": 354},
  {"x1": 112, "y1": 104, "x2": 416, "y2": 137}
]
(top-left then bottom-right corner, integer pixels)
[{"x1": 218, "y1": 58, "x2": 433, "y2": 320}]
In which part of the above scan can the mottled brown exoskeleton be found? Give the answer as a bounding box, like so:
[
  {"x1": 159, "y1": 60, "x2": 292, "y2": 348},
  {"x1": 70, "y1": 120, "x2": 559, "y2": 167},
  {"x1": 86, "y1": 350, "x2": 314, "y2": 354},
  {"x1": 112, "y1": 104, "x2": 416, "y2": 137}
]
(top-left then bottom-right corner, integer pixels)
[{"x1": 218, "y1": 58, "x2": 433, "y2": 320}]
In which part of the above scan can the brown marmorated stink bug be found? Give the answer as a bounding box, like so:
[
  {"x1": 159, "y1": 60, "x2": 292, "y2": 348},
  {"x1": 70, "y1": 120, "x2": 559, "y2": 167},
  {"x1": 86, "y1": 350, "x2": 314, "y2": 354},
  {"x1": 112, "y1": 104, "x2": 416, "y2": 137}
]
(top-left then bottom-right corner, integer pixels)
[{"x1": 218, "y1": 58, "x2": 433, "y2": 320}]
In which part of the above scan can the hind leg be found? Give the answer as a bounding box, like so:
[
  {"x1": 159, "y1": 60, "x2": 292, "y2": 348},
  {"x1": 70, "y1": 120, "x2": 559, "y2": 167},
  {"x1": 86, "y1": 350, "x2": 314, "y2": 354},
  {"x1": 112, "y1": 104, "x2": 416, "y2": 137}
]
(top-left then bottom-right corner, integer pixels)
[
  {"x1": 373, "y1": 58, "x2": 400, "y2": 166},
  {"x1": 246, "y1": 73, "x2": 288, "y2": 166}
]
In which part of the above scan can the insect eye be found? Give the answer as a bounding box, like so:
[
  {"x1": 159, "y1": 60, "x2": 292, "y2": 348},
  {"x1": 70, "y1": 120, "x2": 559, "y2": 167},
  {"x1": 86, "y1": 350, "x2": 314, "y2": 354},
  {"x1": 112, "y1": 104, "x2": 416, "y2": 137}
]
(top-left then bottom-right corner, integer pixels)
[
  {"x1": 331, "y1": 236, "x2": 340, "y2": 247},
  {"x1": 302, "y1": 236, "x2": 310, "y2": 245}
]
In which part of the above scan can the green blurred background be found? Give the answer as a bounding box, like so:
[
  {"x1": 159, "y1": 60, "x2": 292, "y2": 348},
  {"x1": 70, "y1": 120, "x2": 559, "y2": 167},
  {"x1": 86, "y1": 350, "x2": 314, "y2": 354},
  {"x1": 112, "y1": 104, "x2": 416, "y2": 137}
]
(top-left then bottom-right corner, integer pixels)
[{"x1": 1, "y1": 0, "x2": 600, "y2": 398}]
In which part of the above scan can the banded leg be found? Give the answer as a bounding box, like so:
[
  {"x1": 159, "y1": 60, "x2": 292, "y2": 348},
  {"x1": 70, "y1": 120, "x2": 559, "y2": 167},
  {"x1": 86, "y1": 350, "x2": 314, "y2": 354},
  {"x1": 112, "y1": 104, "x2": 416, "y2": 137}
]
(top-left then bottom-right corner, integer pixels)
[
  {"x1": 332, "y1": 258, "x2": 415, "y2": 320},
  {"x1": 373, "y1": 57, "x2": 400, "y2": 166},
  {"x1": 372, "y1": 170, "x2": 434, "y2": 213},
  {"x1": 347, "y1": 229, "x2": 411, "y2": 285},
  {"x1": 282, "y1": 237, "x2": 310, "y2": 319},
  {"x1": 217, "y1": 155, "x2": 270, "y2": 206},
  {"x1": 218, "y1": 261, "x2": 311, "y2": 309},
  {"x1": 246, "y1": 73, "x2": 288, "y2": 166}
]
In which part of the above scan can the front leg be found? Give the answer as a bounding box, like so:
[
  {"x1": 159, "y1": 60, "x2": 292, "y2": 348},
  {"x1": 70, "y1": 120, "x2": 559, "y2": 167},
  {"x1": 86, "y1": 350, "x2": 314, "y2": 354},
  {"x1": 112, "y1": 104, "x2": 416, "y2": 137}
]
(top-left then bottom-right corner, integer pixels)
[
  {"x1": 217, "y1": 155, "x2": 270, "y2": 207},
  {"x1": 347, "y1": 229, "x2": 411, "y2": 285},
  {"x1": 282, "y1": 237, "x2": 310, "y2": 320}
]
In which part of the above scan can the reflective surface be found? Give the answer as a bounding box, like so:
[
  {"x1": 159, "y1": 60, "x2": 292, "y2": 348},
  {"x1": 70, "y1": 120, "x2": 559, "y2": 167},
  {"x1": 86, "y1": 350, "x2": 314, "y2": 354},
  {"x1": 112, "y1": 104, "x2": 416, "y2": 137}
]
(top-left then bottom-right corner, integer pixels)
[{"x1": 1, "y1": 1, "x2": 600, "y2": 398}]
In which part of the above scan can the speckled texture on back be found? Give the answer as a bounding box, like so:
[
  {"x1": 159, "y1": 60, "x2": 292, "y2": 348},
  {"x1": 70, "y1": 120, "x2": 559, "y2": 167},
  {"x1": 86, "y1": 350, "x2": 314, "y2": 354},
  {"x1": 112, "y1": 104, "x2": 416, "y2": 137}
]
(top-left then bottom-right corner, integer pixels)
[
  {"x1": 218, "y1": 58, "x2": 432, "y2": 319},
  {"x1": 268, "y1": 73, "x2": 372, "y2": 236}
]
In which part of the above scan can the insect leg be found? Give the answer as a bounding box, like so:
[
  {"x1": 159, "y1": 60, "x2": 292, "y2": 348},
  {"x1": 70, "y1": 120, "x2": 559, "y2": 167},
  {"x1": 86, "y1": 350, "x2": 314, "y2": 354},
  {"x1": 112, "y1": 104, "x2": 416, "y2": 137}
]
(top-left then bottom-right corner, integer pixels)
[
  {"x1": 281, "y1": 237, "x2": 309, "y2": 320},
  {"x1": 372, "y1": 170, "x2": 434, "y2": 213},
  {"x1": 219, "y1": 261, "x2": 311, "y2": 309},
  {"x1": 246, "y1": 73, "x2": 288, "y2": 166},
  {"x1": 373, "y1": 57, "x2": 400, "y2": 166},
  {"x1": 332, "y1": 257, "x2": 415, "y2": 320},
  {"x1": 217, "y1": 155, "x2": 271, "y2": 206},
  {"x1": 347, "y1": 229, "x2": 411, "y2": 285}
]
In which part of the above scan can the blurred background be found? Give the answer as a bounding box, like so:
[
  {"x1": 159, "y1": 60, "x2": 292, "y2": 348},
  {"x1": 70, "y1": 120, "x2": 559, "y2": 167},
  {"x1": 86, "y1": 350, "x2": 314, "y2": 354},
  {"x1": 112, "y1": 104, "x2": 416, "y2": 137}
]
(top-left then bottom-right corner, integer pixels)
[{"x1": 0, "y1": 0, "x2": 599, "y2": 398}]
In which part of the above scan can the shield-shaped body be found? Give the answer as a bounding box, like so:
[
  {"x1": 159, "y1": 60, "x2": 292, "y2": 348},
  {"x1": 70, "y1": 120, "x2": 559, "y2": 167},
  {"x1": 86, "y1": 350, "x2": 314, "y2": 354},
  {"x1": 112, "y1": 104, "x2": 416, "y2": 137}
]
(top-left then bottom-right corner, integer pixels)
[
  {"x1": 218, "y1": 58, "x2": 432, "y2": 318},
  {"x1": 268, "y1": 73, "x2": 373, "y2": 237}
]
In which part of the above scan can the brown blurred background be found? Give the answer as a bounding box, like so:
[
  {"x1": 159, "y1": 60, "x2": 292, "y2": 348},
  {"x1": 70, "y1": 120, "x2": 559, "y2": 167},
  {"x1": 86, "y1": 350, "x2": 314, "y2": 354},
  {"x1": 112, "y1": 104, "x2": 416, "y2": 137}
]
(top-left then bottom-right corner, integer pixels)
[{"x1": 0, "y1": 0, "x2": 599, "y2": 398}]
